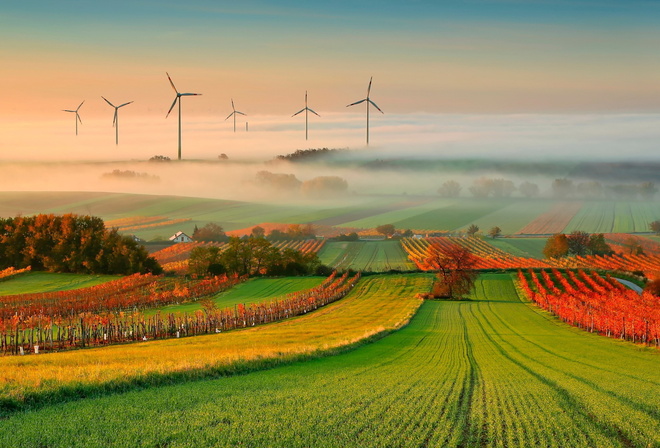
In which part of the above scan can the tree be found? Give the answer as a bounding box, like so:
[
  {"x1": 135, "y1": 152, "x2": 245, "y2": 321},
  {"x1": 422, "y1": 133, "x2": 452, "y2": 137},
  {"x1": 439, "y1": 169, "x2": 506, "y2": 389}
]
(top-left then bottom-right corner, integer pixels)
[
  {"x1": 188, "y1": 246, "x2": 225, "y2": 277},
  {"x1": 587, "y1": 233, "x2": 613, "y2": 256},
  {"x1": 423, "y1": 243, "x2": 478, "y2": 299},
  {"x1": 623, "y1": 236, "x2": 644, "y2": 255},
  {"x1": 650, "y1": 220, "x2": 660, "y2": 235},
  {"x1": 567, "y1": 230, "x2": 590, "y2": 256},
  {"x1": 552, "y1": 178, "x2": 574, "y2": 199},
  {"x1": 519, "y1": 181, "x2": 540, "y2": 198},
  {"x1": 251, "y1": 226, "x2": 266, "y2": 238},
  {"x1": 543, "y1": 234, "x2": 569, "y2": 258},
  {"x1": 640, "y1": 182, "x2": 658, "y2": 200},
  {"x1": 466, "y1": 224, "x2": 480, "y2": 237},
  {"x1": 376, "y1": 224, "x2": 396, "y2": 237},
  {"x1": 488, "y1": 226, "x2": 502, "y2": 239},
  {"x1": 192, "y1": 223, "x2": 228, "y2": 242},
  {"x1": 301, "y1": 176, "x2": 348, "y2": 197},
  {"x1": 437, "y1": 180, "x2": 461, "y2": 198}
]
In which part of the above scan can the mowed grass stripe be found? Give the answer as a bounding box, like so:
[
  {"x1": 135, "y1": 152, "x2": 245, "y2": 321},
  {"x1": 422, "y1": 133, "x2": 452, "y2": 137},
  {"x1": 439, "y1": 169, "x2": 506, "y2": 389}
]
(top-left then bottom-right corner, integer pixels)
[
  {"x1": 0, "y1": 274, "x2": 432, "y2": 410},
  {"x1": 145, "y1": 277, "x2": 326, "y2": 316},
  {"x1": 2, "y1": 274, "x2": 659, "y2": 447},
  {"x1": 0, "y1": 272, "x2": 118, "y2": 296}
]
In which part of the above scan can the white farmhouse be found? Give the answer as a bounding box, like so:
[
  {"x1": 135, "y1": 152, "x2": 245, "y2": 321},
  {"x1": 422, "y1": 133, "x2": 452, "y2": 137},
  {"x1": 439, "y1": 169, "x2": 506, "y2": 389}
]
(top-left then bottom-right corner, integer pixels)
[{"x1": 169, "y1": 231, "x2": 193, "y2": 243}]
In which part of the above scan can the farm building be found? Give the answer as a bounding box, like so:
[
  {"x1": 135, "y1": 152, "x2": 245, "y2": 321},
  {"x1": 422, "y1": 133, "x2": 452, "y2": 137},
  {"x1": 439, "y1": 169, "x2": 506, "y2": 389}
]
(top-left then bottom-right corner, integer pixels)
[{"x1": 169, "y1": 231, "x2": 192, "y2": 243}]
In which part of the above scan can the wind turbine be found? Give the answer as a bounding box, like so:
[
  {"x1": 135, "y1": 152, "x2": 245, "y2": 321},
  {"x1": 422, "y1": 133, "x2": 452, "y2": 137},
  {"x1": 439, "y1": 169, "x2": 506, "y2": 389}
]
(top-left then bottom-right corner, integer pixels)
[
  {"x1": 101, "y1": 96, "x2": 133, "y2": 145},
  {"x1": 166, "y1": 72, "x2": 201, "y2": 160},
  {"x1": 225, "y1": 99, "x2": 246, "y2": 133},
  {"x1": 292, "y1": 91, "x2": 320, "y2": 140},
  {"x1": 346, "y1": 77, "x2": 383, "y2": 145},
  {"x1": 63, "y1": 101, "x2": 84, "y2": 136}
]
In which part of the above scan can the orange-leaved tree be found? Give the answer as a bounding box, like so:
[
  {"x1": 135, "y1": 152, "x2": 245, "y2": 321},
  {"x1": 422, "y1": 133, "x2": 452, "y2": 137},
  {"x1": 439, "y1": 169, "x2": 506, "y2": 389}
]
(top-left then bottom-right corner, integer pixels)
[{"x1": 423, "y1": 242, "x2": 478, "y2": 299}]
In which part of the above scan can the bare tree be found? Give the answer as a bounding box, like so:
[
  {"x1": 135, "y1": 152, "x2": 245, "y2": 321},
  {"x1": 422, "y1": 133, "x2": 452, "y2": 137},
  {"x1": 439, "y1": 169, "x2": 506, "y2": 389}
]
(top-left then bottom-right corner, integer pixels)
[{"x1": 424, "y1": 243, "x2": 478, "y2": 299}]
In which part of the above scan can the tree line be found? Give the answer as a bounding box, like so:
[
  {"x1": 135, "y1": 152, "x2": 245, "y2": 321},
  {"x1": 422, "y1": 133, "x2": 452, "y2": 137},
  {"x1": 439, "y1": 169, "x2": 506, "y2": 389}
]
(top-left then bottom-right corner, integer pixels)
[
  {"x1": 438, "y1": 178, "x2": 658, "y2": 200},
  {"x1": 0, "y1": 214, "x2": 161, "y2": 275},
  {"x1": 188, "y1": 236, "x2": 325, "y2": 277}
]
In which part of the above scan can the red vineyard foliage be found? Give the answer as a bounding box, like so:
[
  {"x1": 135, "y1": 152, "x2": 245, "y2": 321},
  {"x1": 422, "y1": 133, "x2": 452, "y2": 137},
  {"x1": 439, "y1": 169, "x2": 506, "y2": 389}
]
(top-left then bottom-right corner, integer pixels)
[
  {"x1": 0, "y1": 273, "x2": 244, "y2": 322},
  {"x1": 0, "y1": 271, "x2": 359, "y2": 355},
  {"x1": 518, "y1": 269, "x2": 660, "y2": 347},
  {"x1": 402, "y1": 237, "x2": 551, "y2": 270}
]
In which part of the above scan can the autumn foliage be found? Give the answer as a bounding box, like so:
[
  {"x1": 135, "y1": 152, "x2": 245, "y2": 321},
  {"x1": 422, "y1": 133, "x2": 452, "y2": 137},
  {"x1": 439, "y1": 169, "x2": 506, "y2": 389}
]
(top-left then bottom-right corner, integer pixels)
[
  {"x1": 0, "y1": 271, "x2": 359, "y2": 355},
  {"x1": 518, "y1": 269, "x2": 660, "y2": 347}
]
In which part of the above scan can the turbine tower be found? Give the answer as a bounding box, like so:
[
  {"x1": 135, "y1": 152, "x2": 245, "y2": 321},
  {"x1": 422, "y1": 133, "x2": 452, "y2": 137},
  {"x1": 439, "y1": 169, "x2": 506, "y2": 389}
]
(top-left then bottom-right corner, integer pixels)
[
  {"x1": 101, "y1": 96, "x2": 133, "y2": 145},
  {"x1": 63, "y1": 101, "x2": 84, "y2": 136},
  {"x1": 346, "y1": 77, "x2": 383, "y2": 145},
  {"x1": 166, "y1": 72, "x2": 201, "y2": 160},
  {"x1": 292, "y1": 91, "x2": 320, "y2": 141},
  {"x1": 225, "y1": 99, "x2": 246, "y2": 133}
]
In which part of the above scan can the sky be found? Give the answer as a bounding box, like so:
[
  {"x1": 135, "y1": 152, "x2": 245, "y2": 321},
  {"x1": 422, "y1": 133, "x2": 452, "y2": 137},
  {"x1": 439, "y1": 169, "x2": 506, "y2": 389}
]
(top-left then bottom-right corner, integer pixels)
[{"x1": 1, "y1": 0, "x2": 659, "y2": 161}]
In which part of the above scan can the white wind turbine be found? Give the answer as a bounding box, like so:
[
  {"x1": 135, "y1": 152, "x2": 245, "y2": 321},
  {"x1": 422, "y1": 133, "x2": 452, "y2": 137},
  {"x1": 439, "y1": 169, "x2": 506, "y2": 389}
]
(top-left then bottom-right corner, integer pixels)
[
  {"x1": 166, "y1": 72, "x2": 201, "y2": 160},
  {"x1": 346, "y1": 77, "x2": 383, "y2": 145},
  {"x1": 63, "y1": 101, "x2": 84, "y2": 136},
  {"x1": 292, "y1": 91, "x2": 320, "y2": 141},
  {"x1": 101, "y1": 96, "x2": 133, "y2": 145},
  {"x1": 225, "y1": 99, "x2": 246, "y2": 133}
]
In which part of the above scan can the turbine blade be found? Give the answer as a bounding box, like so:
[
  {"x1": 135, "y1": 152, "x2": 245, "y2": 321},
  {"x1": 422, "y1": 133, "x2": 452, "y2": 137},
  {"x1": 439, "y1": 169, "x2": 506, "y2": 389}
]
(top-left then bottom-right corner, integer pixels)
[
  {"x1": 101, "y1": 96, "x2": 115, "y2": 107},
  {"x1": 63, "y1": 110, "x2": 75, "y2": 113},
  {"x1": 368, "y1": 99, "x2": 384, "y2": 113},
  {"x1": 231, "y1": 99, "x2": 235, "y2": 111},
  {"x1": 346, "y1": 99, "x2": 366, "y2": 107},
  {"x1": 367, "y1": 77, "x2": 373, "y2": 97},
  {"x1": 77, "y1": 113, "x2": 83, "y2": 124},
  {"x1": 308, "y1": 108, "x2": 320, "y2": 117},
  {"x1": 225, "y1": 111, "x2": 234, "y2": 121},
  {"x1": 113, "y1": 110, "x2": 117, "y2": 127},
  {"x1": 166, "y1": 72, "x2": 178, "y2": 93},
  {"x1": 292, "y1": 108, "x2": 305, "y2": 117},
  {"x1": 180, "y1": 93, "x2": 201, "y2": 96},
  {"x1": 76, "y1": 100, "x2": 85, "y2": 111},
  {"x1": 166, "y1": 96, "x2": 178, "y2": 117},
  {"x1": 236, "y1": 111, "x2": 246, "y2": 116},
  {"x1": 118, "y1": 101, "x2": 134, "y2": 108}
]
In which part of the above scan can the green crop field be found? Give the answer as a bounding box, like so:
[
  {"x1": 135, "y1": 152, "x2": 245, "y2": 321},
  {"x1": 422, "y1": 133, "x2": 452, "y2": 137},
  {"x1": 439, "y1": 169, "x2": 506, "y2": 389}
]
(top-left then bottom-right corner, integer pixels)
[
  {"x1": 318, "y1": 241, "x2": 415, "y2": 271},
  {"x1": 488, "y1": 237, "x2": 548, "y2": 259},
  {"x1": 460, "y1": 200, "x2": 555, "y2": 235},
  {"x1": 391, "y1": 199, "x2": 512, "y2": 231},
  {"x1": 563, "y1": 201, "x2": 660, "y2": 234},
  {"x1": 2, "y1": 273, "x2": 657, "y2": 447},
  {"x1": 147, "y1": 276, "x2": 325, "y2": 316},
  {"x1": 0, "y1": 272, "x2": 118, "y2": 296}
]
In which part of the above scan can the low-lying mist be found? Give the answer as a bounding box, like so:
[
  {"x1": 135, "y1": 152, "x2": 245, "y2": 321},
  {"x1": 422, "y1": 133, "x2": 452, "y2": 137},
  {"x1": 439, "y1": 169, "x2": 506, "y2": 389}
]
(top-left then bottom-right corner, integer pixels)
[{"x1": 2, "y1": 153, "x2": 660, "y2": 206}]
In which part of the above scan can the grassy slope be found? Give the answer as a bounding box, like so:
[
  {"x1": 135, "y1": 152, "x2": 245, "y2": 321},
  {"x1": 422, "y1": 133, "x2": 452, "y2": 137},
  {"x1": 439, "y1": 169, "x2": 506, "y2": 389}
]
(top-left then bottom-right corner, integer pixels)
[
  {"x1": 0, "y1": 274, "x2": 432, "y2": 410},
  {"x1": 2, "y1": 273, "x2": 658, "y2": 447},
  {"x1": 0, "y1": 272, "x2": 118, "y2": 296},
  {"x1": 146, "y1": 277, "x2": 325, "y2": 316},
  {"x1": 488, "y1": 237, "x2": 548, "y2": 259}
]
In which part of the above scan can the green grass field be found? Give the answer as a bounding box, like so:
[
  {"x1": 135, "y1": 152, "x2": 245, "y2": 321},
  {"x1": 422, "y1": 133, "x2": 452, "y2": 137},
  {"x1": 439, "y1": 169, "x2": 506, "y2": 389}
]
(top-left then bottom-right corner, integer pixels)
[
  {"x1": 2, "y1": 273, "x2": 657, "y2": 447},
  {"x1": 0, "y1": 272, "x2": 118, "y2": 295},
  {"x1": 147, "y1": 277, "x2": 325, "y2": 316},
  {"x1": 318, "y1": 241, "x2": 415, "y2": 271},
  {"x1": 488, "y1": 237, "x2": 549, "y2": 259}
]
